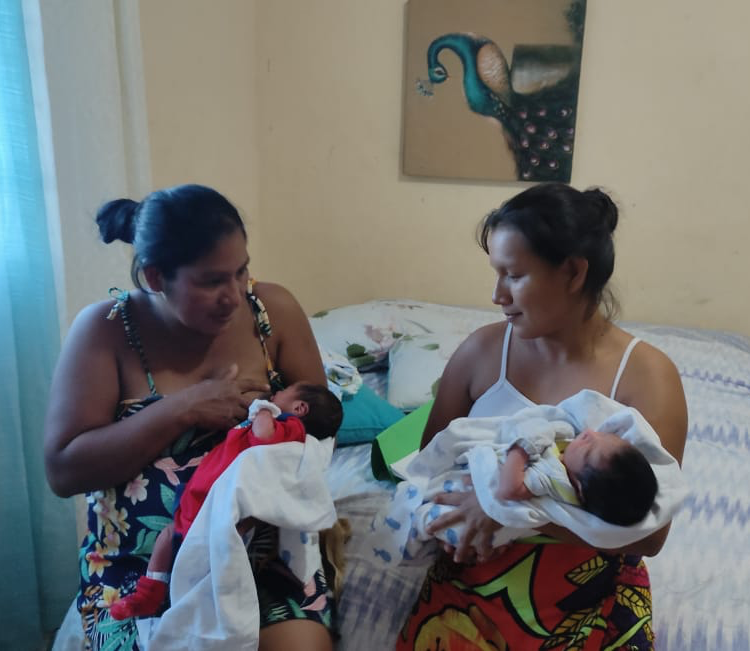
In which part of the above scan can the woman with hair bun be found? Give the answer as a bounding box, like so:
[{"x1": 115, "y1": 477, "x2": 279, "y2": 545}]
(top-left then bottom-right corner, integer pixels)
[
  {"x1": 44, "y1": 184, "x2": 335, "y2": 650},
  {"x1": 397, "y1": 183, "x2": 687, "y2": 650}
]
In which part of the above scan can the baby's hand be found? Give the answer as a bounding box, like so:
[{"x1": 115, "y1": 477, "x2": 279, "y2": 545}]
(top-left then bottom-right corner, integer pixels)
[
  {"x1": 496, "y1": 445, "x2": 531, "y2": 501},
  {"x1": 247, "y1": 398, "x2": 281, "y2": 421},
  {"x1": 251, "y1": 409, "x2": 276, "y2": 440}
]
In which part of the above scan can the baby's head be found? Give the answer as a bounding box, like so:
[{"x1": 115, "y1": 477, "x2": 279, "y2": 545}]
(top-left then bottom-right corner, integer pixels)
[
  {"x1": 270, "y1": 382, "x2": 343, "y2": 440},
  {"x1": 563, "y1": 428, "x2": 658, "y2": 526}
]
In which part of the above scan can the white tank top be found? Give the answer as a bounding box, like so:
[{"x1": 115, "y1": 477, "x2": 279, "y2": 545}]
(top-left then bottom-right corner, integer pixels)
[{"x1": 468, "y1": 323, "x2": 641, "y2": 418}]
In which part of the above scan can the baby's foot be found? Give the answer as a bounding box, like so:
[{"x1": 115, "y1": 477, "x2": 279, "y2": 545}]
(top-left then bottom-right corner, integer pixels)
[{"x1": 110, "y1": 576, "x2": 167, "y2": 620}]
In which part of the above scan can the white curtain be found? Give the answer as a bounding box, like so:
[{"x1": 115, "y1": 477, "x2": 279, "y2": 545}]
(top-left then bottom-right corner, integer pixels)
[{"x1": 0, "y1": 0, "x2": 78, "y2": 648}]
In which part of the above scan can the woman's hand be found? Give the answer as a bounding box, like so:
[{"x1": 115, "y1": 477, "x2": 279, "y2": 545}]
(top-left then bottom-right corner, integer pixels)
[
  {"x1": 178, "y1": 364, "x2": 269, "y2": 431},
  {"x1": 46, "y1": 361, "x2": 269, "y2": 496},
  {"x1": 426, "y1": 489, "x2": 507, "y2": 564}
]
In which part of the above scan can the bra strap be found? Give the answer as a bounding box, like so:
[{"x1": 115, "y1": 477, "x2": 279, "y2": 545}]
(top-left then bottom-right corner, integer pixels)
[
  {"x1": 107, "y1": 288, "x2": 157, "y2": 395},
  {"x1": 610, "y1": 337, "x2": 641, "y2": 400},
  {"x1": 247, "y1": 279, "x2": 284, "y2": 391}
]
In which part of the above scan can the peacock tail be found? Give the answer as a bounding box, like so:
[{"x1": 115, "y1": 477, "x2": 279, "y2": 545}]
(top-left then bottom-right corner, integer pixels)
[{"x1": 423, "y1": 32, "x2": 582, "y2": 182}]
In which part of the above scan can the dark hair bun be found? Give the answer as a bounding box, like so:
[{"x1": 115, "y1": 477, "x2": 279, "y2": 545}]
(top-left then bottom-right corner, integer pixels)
[
  {"x1": 96, "y1": 198, "x2": 139, "y2": 244},
  {"x1": 583, "y1": 188, "x2": 618, "y2": 234}
]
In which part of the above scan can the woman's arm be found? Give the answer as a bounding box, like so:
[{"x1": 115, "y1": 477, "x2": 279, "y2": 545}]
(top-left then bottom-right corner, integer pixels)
[
  {"x1": 420, "y1": 324, "x2": 511, "y2": 562},
  {"x1": 606, "y1": 339, "x2": 688, "y2": 556},
  {"x1": 44, "y1": 302, "x2": 264, "y2": 496},
  {"x1": 253, "y1": 282, "x2": 326, "y2": 386},
  {"x1": 421, "y1": 324, "x2": 504, "y2": 448},
  {"x1": 532, "y1": 521, "x2": 668, "y2": 556},
  {"x1": 620, "y1": 341, "x2": 688, "y2": 466}
]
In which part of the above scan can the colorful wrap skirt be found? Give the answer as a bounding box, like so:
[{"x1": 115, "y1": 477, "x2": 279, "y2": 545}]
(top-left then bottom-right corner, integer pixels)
[{"x1": 396, "y1": 539, "x2": 653, "y2": 651}]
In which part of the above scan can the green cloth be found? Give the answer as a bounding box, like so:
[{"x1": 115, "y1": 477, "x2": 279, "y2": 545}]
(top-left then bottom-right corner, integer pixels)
[{"x1": 371, "y1": 400, "x2": 433, "y2": 481}]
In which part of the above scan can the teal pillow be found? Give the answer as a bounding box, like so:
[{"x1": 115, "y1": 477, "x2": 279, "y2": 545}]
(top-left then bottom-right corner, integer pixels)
[{"x1": 337, "y1": 385, "x2": 405, "y2": 446}]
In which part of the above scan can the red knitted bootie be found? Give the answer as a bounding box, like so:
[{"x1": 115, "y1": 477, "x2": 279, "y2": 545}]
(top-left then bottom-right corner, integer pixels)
[{"x1": 110, "y1": 576, "x2": 168, "y2": 620}]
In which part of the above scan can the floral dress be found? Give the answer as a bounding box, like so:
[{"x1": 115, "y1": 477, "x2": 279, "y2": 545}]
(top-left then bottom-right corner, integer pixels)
[{"x1": 77, "y1": 282, "x2": 333, "y2": 650}]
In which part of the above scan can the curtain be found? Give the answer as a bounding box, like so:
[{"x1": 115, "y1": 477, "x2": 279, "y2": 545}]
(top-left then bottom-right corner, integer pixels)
[{"x1": 0, "y1": 0, "x2": 78, "y2": 648}]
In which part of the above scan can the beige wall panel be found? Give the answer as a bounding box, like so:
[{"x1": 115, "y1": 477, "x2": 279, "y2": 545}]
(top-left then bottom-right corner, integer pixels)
[{"x1": 132, "y1": 0, "x2": 750, "y2": 334}]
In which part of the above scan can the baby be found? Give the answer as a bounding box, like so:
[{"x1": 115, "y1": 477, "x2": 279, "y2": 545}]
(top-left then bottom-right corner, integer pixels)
[
  {"x1": 495, "y1": 426, "x2": 657, "y2": 525},
  {"x1": 371, "y1": 396, "x2": 667, "y2": 564},
  {"x1": 110, "y1": 381, "x2": 342, "y2": 620}
]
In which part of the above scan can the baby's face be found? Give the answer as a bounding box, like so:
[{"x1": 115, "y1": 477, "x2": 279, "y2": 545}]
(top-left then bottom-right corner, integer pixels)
[
  {"x1": 269, "y1": 384, "x2": 302, "y2": 413},
  {"x1": 563, "y1": 428, "x2": 628, "y2": 478}
]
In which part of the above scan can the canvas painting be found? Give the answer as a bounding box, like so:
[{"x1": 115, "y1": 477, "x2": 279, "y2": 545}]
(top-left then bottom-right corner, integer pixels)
[{"x1": 402, "y1": 0, "x2": 587, "y2": 183}]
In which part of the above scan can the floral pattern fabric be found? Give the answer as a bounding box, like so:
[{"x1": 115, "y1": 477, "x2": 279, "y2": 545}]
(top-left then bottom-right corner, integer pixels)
[{"x1": 77, "y1": 397, "x2": 223, "y2": 651}]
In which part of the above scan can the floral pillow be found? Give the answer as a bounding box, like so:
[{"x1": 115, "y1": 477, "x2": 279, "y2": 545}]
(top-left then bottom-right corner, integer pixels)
[
  {"x1": 386, "y1": 332, "x2": 468, "y2": 411},
  {"x1": 310, "y1": 302, "x2": 407, "y2": 368},
  {"x1": 310, "y1": 300, "x2": 501, "y2": 370}
]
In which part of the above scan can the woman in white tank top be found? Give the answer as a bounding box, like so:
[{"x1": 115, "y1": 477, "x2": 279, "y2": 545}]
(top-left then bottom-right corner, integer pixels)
[
  {"x1": 397, "y1": 184, "x2": 687, "y2": 651},
  {"x1": 468, "y1": 323, "x2": 642, "y2": 418}
]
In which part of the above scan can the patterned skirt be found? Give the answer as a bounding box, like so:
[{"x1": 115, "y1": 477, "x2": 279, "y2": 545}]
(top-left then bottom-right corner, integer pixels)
[
  {"x1": 396, "y1": 539, "x2": 653, "y2": 651},
  {"x1": 250, "y1": 522, "x2": 336, "y2": 631}
]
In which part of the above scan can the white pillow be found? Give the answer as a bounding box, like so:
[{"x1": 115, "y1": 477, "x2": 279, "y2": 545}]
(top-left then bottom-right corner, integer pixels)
[
  {"x1": 309, "y1": 300, "x2": 502, "y2": 366},
  {"x1": 387, "y1": 332, "x2": 468, "y2": 410}
]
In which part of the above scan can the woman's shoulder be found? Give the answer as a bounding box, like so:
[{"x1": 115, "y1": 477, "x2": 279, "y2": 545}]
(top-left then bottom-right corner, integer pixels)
[
  {"x1": 613, "y1": 326, "x2": 687, "y2": 448},
  {"x1": 248, "y1": 280, "x2": 325, "y2": 384},
  {"x1": 69, "y1": 290, "x2": 153, "y2": 342},
  {"x1": 249, "y1": 281, "x2": 307, "y2": 326},
  {"x1": 250, "y1": 280, "x2": 297, "y2": 308},
  {"x1": 601, "y1": 323, "x2": 680, "y2": 393},
  {"x1": 59, "y1": 296, "x2": 138, "y2": 361},
  {"x1": 441, "y1": 320, "x2": 508, "y2": 388},
  {"x1": 70, "y1": 298, "x2": 126, "y2": 335},
  {"x1": 248, "y1": 280, "x2": 313, "y2": 338},
  {"x1": 621, "y1": 328, "x2": 681, "y2": 384}
]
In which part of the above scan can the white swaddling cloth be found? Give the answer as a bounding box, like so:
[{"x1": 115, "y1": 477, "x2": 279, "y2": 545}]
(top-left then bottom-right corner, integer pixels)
[
  {"x1": 370, "y1": 390, "x2": 687, "y2": 565},
  {"x1": 142, "y1": 436, "x2": 337, "y2": 651}
]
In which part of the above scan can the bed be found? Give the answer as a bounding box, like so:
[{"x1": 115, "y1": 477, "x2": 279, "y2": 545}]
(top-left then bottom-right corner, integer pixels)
[{"x1": 53, "y1": 300, "x2": 750, "y2": 651}]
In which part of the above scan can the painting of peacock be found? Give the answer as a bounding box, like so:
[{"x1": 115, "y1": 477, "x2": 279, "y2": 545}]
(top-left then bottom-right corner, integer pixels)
[{"x1": 420, "y1": 31, "x2": 583, "y2": 182}]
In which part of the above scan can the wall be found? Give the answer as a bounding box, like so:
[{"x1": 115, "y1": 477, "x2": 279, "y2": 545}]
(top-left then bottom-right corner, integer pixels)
[
  {"x1": 138, "y1": 0, "x2": 261, "y2": 269},
  {"x1": 40, "y1": 0, "x2": 147, "y2": 330},
  {"x1": 573, "y1": 2, "x2": 749, "y2": 331},
  {"x1": 135, "y1": 0, "x2": 750, "y2": 334}
]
